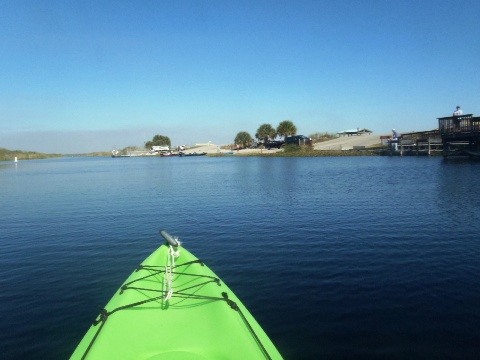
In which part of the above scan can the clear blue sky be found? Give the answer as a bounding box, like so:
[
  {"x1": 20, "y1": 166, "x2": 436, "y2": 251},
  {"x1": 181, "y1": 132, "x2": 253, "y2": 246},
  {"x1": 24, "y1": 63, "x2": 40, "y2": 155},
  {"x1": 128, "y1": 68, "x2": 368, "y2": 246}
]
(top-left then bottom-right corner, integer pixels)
[{"x1": 1, "y1": 0, "x2": 479, "y2": 153}]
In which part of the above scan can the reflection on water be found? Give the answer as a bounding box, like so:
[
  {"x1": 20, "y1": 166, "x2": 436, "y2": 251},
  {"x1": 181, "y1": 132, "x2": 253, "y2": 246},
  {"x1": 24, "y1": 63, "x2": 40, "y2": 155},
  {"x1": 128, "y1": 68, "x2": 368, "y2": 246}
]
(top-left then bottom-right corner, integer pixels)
[
  {"x1": 0, "y1": 156, "x2": 479, "y2": 359},
  {"x1": 437, "y1": 158, "x2": 480, "y2": 226}
]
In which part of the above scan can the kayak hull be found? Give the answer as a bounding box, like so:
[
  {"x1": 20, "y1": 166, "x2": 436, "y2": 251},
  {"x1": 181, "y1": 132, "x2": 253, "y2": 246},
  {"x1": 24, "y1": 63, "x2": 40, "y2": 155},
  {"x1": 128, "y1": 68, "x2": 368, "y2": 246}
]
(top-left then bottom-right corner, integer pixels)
[{"x1": 71, "y1": 242, "x2": 282, "y2": 359}]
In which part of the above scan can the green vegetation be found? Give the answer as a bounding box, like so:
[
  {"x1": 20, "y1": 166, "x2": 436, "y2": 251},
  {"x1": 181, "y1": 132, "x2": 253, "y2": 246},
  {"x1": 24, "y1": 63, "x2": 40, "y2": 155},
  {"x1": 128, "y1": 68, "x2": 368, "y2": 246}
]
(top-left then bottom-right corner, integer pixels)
[
  {"x1": 270, "y1": 149, "x2": 378, "y2": 157},
  {"x1": 215, "y1": 149, "x2": 378, "y2": 157},
  {"x1": 145, "y1": 134, "x2": 171, "y2": 149},
  {"x1": 0, "y1": 148, "x2": 62, "y2": 161},
  {"x1": 282, "y1": 144, "x2": 314, "y2": 154},
  {"x1": 234, "y1": 131, "x2": 253, "y2": 148},
  {"x1": 81, "y1": 151, "x2": 114, "y2": 157},
  {"x1": 240, "y1": 120, "x2": 342, "y2": 148},
  {"x1": 276, "y1": 120, "x2": 297, "y2": 140},
  {"x1": 232, "y1": 120, "x2": 339, "y2": 151},
  {"x1": 255, "y1": 123, "x2": 277, "y2": 142},
  {"x1": 242, "y1": 120, "x2": 299, "y2": 145}
]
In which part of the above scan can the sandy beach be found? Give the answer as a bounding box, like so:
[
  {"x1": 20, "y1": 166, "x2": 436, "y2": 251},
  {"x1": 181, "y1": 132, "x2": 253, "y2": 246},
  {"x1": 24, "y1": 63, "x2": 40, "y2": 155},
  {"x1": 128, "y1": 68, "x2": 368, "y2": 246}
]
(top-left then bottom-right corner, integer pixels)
[
  {"x1": 184, "y1": 134, "x2": 387, "y2": 155},
  {"x1": 182, "y1": 144, "x2": 281, "y2": 155}
]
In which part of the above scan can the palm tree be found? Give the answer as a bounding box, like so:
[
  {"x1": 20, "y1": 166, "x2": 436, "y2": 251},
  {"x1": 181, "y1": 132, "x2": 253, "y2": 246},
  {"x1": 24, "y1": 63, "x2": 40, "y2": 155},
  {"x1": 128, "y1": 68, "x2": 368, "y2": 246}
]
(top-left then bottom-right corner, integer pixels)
[
  {"x1": 255, "y1": 123, "x2": 277, "y2": 143},
  {"x1": 234, "y1": 131, "x2": 253, "y2": 148},
  {"x1": 277, "y1": 120, "x2": 297, "y2": 140}
]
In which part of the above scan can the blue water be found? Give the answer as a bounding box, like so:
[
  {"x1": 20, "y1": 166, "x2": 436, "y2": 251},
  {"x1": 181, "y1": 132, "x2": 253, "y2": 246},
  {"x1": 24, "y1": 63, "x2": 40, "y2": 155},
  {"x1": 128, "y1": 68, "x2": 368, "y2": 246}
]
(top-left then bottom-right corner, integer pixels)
[{"x1": 1, "y1": 156, "x2": 479, "y2": 359}]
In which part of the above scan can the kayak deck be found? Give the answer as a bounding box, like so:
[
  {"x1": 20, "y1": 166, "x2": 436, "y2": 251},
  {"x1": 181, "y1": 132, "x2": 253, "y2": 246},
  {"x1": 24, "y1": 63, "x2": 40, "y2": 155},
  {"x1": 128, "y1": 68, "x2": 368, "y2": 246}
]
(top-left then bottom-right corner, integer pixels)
[{"x1": 71, "y1": 240, "x2": 282, "y2": 359}]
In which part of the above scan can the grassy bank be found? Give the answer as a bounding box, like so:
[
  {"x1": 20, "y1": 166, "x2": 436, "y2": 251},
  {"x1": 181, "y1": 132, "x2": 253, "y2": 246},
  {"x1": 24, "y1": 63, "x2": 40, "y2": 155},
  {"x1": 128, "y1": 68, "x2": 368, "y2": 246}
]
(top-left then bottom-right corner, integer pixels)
[
  {"x1": 78, "y1": 152, "x2": 112, "y2": 157},
  {"x1": 210, "y1": 145, "x2": 381, "y2": 157},
  {"x1": 218, "y1": 150, "x2": 379, "y2": 157},
  {"x1": 0, "y1": 148, "x2": 63, "y2": 161}
]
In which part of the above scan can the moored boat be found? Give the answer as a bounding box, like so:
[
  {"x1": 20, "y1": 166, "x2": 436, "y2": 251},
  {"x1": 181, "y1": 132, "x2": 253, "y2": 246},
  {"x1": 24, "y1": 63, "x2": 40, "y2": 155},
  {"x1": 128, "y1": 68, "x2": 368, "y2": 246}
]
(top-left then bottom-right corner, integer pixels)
[{"x1": 179, "y1": 152, "x2": 207, "y2": 157}]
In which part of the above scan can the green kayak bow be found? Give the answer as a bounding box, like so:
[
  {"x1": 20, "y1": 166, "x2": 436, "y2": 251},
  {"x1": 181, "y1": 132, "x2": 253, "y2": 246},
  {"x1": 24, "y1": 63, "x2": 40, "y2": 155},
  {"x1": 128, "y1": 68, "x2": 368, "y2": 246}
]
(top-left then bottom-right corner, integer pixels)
[{"x1": 71, "y1": 230, "x2": 283, "y2": 360}]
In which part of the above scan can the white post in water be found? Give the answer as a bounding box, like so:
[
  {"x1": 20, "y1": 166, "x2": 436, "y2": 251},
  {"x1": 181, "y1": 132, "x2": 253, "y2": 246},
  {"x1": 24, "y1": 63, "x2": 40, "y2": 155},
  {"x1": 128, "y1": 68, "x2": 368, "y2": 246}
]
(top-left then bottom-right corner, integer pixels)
[{"x1": 14, "y1": 157, "x2": 18, "y2": 163}]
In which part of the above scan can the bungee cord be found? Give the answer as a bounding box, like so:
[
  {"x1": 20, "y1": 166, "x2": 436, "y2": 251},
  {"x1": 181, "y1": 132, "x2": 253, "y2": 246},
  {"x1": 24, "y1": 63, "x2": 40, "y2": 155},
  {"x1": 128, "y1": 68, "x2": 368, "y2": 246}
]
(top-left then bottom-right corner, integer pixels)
[{"x1": 80, "y1": 244, "x2": 272, "y2": 360}]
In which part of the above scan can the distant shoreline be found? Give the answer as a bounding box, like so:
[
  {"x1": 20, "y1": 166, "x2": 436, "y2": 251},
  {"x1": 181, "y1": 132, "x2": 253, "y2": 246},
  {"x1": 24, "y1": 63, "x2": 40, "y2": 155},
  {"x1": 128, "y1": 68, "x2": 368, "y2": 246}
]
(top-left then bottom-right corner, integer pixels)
[
  {"x1": 0, "y1": 148, "x2": 63, "y2": 161},
  {"x1": 210, "y1": 149, "x2": 379, "y2": 157},
  {"x1": 1, "y1": 148, "x2": 385, "y2": 160}
]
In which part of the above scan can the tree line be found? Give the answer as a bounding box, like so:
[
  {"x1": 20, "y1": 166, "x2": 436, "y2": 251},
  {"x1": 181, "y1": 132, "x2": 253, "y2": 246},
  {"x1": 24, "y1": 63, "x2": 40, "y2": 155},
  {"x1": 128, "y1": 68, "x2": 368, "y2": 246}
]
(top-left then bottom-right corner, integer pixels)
[
  {"x1": 0, "y1": 148, "x2": 62, "y2": 161},
  {"x1": 234, "y1": 121, "x2": 337, "y2": 148},
  {"x1": 143, "y1": 123, "x2": 336, "y2": 151},
  {"x1": 234, "y1": 120, "x2": 298, "y2": 148}
]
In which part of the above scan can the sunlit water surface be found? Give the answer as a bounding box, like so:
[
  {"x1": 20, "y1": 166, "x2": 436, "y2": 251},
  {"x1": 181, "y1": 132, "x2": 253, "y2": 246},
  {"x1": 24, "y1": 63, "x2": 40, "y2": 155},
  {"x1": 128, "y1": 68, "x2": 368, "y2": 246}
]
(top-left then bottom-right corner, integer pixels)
[{"x1": 1, "y1": 156, "x2": 479, "y2": 359}]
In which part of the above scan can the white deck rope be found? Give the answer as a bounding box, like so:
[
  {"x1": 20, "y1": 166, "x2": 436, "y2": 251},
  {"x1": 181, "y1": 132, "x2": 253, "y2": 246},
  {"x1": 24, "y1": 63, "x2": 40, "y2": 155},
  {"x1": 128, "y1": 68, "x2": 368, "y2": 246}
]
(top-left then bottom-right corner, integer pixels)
[{"x1": 163, "y1": 243, "x2": 180, "y2": 301}]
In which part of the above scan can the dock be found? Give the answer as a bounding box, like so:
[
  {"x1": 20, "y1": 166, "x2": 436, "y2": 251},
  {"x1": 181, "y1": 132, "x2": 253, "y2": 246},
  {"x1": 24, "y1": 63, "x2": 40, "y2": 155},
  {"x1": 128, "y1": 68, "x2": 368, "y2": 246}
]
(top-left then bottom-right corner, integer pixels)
[
  {"x1": 386, "y1": 114, "x2": 480, "y2": 157},
  {"x1": 438, "y1": 114, "x2": 480, "y2": 157},
  {"x1": 388, "y1": 130, "x2": 443, "y2": 156}
]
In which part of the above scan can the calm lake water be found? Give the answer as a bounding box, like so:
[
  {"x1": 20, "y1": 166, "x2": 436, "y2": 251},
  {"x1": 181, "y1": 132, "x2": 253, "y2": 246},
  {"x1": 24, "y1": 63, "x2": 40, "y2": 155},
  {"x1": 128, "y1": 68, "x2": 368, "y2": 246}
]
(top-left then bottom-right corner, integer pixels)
[{"x1": 1, "y1": 155, "x2": 479, "y2": 359}]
